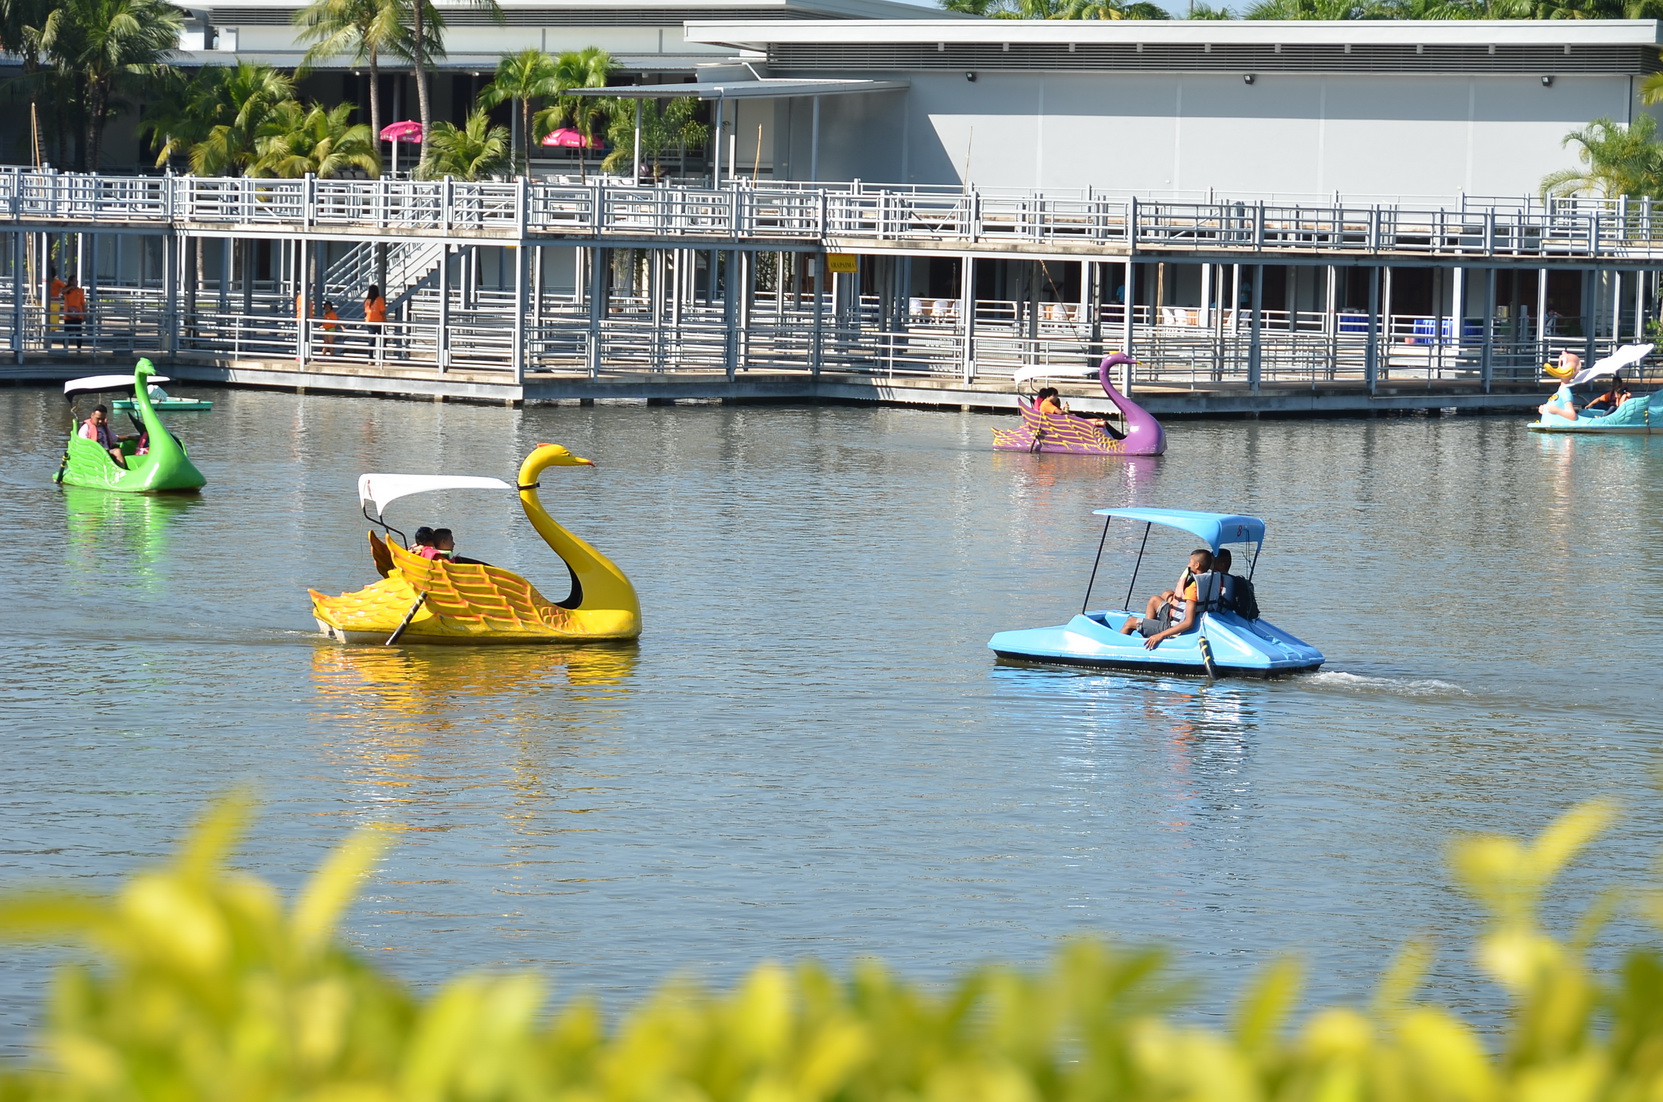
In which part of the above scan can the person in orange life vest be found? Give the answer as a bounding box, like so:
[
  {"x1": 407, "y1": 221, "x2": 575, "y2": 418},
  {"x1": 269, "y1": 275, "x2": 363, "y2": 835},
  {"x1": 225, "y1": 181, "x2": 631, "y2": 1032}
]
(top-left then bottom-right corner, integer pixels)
[
  {"x1": 1035, "y1": 387, "x2": 1066, "y2": 415},
  {"x1": 63, "y1": 277, "x2": 86, "y2": 350},
  {"x1": 48, "y1": 267, "x2": 65, "y2": 303},
  {"x1": 1585, "y1": 374, "x2": 1632, "y2": 415},
  {"x1": 321, "y1": 299, "x2": 340, "y2": 354},
  {"x1": 80, "y1": 404, "x2": 130, "y2": 467},
  {"x1": 1120, "y1": 548, "x2": 1220, "y2": 649},
  {"x1": 363, "y1": 284, "x2": 387, "y2": 358}
]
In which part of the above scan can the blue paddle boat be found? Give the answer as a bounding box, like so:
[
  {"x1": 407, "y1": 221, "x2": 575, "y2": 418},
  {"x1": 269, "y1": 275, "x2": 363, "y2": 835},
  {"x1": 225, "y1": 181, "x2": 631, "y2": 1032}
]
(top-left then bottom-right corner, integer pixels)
[{"x1": 987, "y1": 508, "x2": 1323, "y2": 678}]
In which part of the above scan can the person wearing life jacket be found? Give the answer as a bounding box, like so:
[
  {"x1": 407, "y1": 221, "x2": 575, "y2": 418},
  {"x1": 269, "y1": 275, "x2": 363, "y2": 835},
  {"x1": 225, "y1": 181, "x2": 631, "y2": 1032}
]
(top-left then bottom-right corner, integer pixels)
[
  {"x1": 1584, "y1": 374, "x2": 1631, "y2": 416},
  {"x1": 1120, "y1": 548, "x2": 1221, "y2": 649},
  {"x1": 79, "y1": 404, "x2": 129, "y2": 468},
  {"x1": 363, "y1": 284, "x2": 387, "y2": 359},
  {"x1": 1035, "y1": 387, "x2": 1065, "y2": 415},
  {"x1": 321, "y1": 299, "x2": 340, "y2": 355},
  {"x1": 63, "y1": 277, "x2": 86, "y2": 350}
]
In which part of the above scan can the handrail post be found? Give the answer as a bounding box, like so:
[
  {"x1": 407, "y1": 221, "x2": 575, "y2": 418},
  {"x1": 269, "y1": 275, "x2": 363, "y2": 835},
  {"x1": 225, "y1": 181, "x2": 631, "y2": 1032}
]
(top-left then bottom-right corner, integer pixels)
[
  {"x1": 303, "y1": 173, "x2": 316, "y2": 229},
  {"x1": 1128, "y1": 195, "x2": 1138, "y2": 247}
]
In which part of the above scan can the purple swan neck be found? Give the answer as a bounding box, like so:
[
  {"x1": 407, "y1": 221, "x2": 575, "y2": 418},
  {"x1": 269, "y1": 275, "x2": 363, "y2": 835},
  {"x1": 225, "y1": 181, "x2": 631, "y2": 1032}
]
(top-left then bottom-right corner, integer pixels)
[{"x1": 1098, "y1": 354, "x2": 1166, "y2": 456}]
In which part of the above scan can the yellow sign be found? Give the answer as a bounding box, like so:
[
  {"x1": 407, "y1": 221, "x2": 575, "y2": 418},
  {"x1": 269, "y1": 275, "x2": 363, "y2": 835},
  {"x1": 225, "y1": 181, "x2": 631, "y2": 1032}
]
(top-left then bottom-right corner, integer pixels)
[{"x1": 825, "y1": 253, "x2": 858, "y2": 274}]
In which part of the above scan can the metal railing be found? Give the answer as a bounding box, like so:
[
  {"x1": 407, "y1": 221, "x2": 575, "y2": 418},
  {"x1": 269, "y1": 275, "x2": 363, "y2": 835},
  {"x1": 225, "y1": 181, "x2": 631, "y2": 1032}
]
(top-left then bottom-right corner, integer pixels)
[{"x1": 8, "y1": 168, "x2": 1663, "y2": 261}]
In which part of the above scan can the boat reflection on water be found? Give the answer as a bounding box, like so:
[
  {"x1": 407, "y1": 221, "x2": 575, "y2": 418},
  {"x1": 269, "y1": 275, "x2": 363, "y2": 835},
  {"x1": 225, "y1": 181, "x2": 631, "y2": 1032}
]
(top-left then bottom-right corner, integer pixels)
[
  {"x1": 991, "y1": 451, "x2": 1161, "y2": 496},
  {"x1": 61, "y1": 485, "x2": 204, "y2": 593},
  {"x1": 991, "y1": 664, "x2": 1261, "y2": 840},
  {"x1": 313, "y1": 642, "x2": 638, "y2": 717},
  {"x1": 310, "y1": 644, "x2": 640, "y2": 817}
]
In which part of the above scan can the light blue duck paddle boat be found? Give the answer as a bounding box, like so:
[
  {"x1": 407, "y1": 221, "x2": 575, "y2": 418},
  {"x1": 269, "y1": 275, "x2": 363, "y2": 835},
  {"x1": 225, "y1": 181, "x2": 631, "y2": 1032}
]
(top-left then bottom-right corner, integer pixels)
[
  {"x1": 988, "y1": 508, "x2": 1323, "y2": 678},
  {"x1": 1530, "y1": 343, "x2": 1659, "y2": 434}
]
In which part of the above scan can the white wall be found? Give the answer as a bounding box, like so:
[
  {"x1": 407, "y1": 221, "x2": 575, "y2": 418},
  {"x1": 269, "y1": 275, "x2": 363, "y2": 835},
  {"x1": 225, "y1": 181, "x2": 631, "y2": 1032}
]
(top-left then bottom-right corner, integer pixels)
[{"x1": 800, "y1": 70, "x2": 1648, "y2": 199}]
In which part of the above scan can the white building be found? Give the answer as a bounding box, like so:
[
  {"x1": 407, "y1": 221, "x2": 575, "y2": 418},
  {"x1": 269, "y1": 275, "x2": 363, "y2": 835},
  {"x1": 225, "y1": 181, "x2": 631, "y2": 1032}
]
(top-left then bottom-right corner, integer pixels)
[{"x1": 686, "y1": 18, "x2": 1663, "y2": 198}]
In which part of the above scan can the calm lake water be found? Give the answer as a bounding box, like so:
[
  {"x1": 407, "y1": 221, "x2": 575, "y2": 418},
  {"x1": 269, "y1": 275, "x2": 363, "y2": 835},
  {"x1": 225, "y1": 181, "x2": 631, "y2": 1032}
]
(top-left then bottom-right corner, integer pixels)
[{"x1": 2, "y1": 384, "x2": 1661, "y2": 1048}]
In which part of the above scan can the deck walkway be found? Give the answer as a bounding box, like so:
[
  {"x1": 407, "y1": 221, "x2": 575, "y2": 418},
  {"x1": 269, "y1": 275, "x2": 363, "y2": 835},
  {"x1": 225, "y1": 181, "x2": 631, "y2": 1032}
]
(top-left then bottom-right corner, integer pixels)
[{"x1": 0, "y1": 352, "x2": 1549, "y2": 416}]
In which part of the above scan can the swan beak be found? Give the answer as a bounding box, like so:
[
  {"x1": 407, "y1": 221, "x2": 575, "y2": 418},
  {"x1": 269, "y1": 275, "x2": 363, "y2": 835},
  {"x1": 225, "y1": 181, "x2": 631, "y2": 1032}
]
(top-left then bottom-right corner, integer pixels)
[{"x1": 576, "y1": 458, "x2": 595, "y2": 466}]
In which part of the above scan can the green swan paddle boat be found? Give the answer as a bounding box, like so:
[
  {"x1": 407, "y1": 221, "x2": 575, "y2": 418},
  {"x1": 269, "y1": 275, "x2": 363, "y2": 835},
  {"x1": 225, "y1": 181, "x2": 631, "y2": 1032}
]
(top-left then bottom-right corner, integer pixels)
[{"x1": 56, "y1": 359, "x2": 206, "y2": 494}]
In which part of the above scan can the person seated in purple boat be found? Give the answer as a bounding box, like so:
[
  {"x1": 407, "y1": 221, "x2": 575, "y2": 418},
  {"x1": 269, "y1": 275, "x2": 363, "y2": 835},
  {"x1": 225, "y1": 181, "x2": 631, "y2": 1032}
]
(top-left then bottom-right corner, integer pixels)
[
  {"x1": 1035, "y1": 387, "x2": 1124, "y2": 440},
  {"x1": 1120, "y1": 548, "x2": 1221, "y2": 649}
]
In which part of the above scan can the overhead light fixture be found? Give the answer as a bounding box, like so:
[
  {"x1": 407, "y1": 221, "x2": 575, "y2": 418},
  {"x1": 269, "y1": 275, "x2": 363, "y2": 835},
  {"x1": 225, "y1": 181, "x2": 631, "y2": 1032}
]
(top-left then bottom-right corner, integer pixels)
[
  {"x1": 966, "y1": 71, "x2": 976, "y2": 81},
  {"x1": 1541, "y1": 74, "x2": 1554, "y2": 86},
  {"x1": 1244, "y1": 73, "x2": 1256, "y2": 84}
]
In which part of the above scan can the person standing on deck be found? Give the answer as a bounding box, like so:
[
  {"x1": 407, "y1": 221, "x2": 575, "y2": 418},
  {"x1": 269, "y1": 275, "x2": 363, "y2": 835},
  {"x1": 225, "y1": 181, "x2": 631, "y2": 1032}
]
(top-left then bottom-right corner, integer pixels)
[
  {"x1": 63, "y1": 277, "x2": 86, "y2": 351},
  {"x1": 363, "y1": 285, "x2": 387, "y2": 361}
]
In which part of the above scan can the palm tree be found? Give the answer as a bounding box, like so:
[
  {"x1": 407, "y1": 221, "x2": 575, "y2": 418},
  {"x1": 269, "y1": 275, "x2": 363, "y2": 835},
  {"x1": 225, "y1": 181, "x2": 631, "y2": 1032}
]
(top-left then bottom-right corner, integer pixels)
[
  {"x1": 601, "y1": 95, "x2": 709, "y2": 180},
  {"x1": 1186, "y1": 1, "x2": 1237, "y2": 15},
  {"x1": 188, "y1": 62, "x2": 296, "y2": 175},
  {"x1": 141, "y1": 66, "x2": 225, "y2": 168},
  {"x1": 1055, "y1": 0, "x2": 1172, "y2": 16},
  {"x1": 252, "y1": 100, "x2": 379, "y2": 178},
  {"x1": 1540, "y1": 116, "x2": 1663, "y2": 198},
  {"x1": 60, "y1": 0, "x2": 182, "y2": 170},
  {"x1": 424, "y1": 108, "x2": 509, "y2": 180},
  {"x1": 531, "y1": 46, "x2": 613, "y2": 179},
  {"x1": 294, "y1": 0, "x2": 409, "y2": 171},
  {"x1": 477, "y1": 48, "x2": 560, "y2": 176},
  {"x1": 408, "y1": 0, "x2": 500, "y2": 175}
]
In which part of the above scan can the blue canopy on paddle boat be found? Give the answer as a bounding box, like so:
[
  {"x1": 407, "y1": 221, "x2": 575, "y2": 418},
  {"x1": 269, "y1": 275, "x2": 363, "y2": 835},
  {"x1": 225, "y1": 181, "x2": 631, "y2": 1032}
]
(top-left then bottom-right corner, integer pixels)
[{"x1": 1094, "y1": 508, "x2": 1265, "y2": 552}]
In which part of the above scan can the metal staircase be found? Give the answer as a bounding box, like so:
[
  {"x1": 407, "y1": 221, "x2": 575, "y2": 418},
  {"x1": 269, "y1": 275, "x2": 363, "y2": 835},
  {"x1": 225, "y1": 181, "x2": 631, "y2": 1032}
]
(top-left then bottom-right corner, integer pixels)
[{"x1": 320, "y1": 239, "x2": 447, "y2": 319}]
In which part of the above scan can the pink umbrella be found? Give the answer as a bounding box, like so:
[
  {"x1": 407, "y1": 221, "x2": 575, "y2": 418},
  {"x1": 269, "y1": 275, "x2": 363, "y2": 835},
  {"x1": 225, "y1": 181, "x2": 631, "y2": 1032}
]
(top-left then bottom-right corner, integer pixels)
[
  {"x1": 379, "y1": 120, "x2": 422, "y2": 176},
  {"x1": 541, "y1": 127, "x2": 597, "y2": 149},
  {"x1": 379, "y1": 120, "x2": 423, "y2": 143}
]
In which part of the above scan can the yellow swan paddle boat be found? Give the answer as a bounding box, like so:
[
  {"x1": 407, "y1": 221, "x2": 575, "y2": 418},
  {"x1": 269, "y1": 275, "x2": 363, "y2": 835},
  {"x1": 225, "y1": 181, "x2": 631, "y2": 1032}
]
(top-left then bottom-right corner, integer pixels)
[{"x1": 309, "y1": 444, "x2": 640, "y2": 645}]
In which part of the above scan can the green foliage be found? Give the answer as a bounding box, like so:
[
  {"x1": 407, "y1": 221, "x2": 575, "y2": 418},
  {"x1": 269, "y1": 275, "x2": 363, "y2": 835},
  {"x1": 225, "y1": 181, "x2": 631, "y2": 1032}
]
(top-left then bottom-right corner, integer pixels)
[
  {"x1": 477, "y1": 48, "x2": 562, "y2": 176},
  {"x1": 250, "y1": 99, "x2": 379, "y2": 179},
  {"x1": 293, "y1": 0, "x2": 413, "y2": 169},
  {"x1": 601, "y1": 96, "x2": 709, "y2": 180},
  {"x1": 424, "y1": 108, "x2": 509, "y2": 180},
  {"x1": 528, "y1": 47, "x2": 615, "y2": 179},
  {"x1": 1541, "y1": 116, "x2": 1663, "y2": 199},
  {"x1": 7, "y1": 795, "x2": 1663, "y2": 1101}
]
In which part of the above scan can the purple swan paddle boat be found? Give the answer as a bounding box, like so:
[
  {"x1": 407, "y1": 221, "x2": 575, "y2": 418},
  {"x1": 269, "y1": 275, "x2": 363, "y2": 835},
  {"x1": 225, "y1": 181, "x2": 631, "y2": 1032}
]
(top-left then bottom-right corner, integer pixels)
[{"x1": 991, "y1": 353, "x2": 1167, "y2": 456}]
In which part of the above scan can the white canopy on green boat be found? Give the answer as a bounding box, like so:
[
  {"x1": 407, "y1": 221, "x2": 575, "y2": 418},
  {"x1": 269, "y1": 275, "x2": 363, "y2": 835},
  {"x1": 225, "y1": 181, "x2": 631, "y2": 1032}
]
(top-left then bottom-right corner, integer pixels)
[{"x1": 358, "y1": 473, "x2": 514, "y2": 516}]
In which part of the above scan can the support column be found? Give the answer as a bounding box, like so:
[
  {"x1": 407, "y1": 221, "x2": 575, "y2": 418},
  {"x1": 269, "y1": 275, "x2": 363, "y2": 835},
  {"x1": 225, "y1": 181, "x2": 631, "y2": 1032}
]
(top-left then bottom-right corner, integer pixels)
[
  {"x1": 959, "y1": 254, "x2": 975, "y2": 384},
  {"x1": 809, "y1": 97, "x2": 821, "y2": 183},
  {"x1": 712, "y1": 97, "x2": 725, "y2": 187},
  {"x1": 1536, "y1": 267, "x2": 1548, "y2": 360},
  {"x1": 437, "y1": 244, "x2": 451, "y2": 372},
  {"x1": 633, "y1": 100, "x2": 642, "y2": 183},
  {"x1": 294, "y1": 237, "x2": 308, "y2": 362},
  {"x1": 1635, "y1": 266, "x2": 1647, "y2": 342},
  {"x1": 724, "y1": 248, "x2": 739, "y2": 381},
  {"x1": 1381, "y1": 265, "x2": 1393, "y2": 383},
  {"x1": 1481, "y1": 266, "x2": 1496, "y2": 394},
  {"x1": 217, "y1": 237, "x2": 230, "y2": 313},
  {"x1": 1582, "y1": 268, "x2": 1596, "y2": 367},
  {"x1": 586, "y1": 246, "x2": 604, "y2": 379},
  {"x1": 1248, "y1": 263, "x2": 1264, "y2": 394},
  {"x1": 1612, "y1": 269, "x2": 1622, "y2": 343},
  {"x1": 165, "y1": 233, "x2": 180, "y2": 358},
  {"x1": 810, "y1": 254, "x2": 824, "y2": 377},
  {"x1": 1365, "y1": 266, "x2": 1381, "y2": 396},
  {"x1": 511, "y1": 242, "x2": 527, "y2": 384},
  {"x1": 11, "y1": 231, "x2": 22, "y2": 359},
  {"x1": 1324, "y1": 263, "x2": 1338, "y2": 380},
  {"x1": 1120, "y1": 256, "x2": 1135, "y2": 392}
]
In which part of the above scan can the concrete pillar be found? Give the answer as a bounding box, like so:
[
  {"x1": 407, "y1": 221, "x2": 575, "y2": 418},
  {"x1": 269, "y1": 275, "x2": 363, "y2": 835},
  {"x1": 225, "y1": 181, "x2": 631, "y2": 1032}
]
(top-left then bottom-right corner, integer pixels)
[
  {"x1": 1481, "y1": 267, "x2": 1496, "y2": 393},
  {"x1": 437, "y1": 244, "x2": 451, "y2": 371},
  {"x1": 724, "y1": 249, "x2": 739, "y2": 380},
  {"x1": 959, "y1": 254, "x2": 975, "y2": 383},
  {"x1": 586, "y1": 246, "x2": 604, "y2": 379},
  {"x1": 1381, "y1": 265, "x2": 1393, "y2": 383},
  {"x1": 10, "y1": 231, "x2": 22, "y2": 358},
  {"x1": 294, "y1": 237, "x2": 309, "y2": 362},
  {"x1": 1636, "y1": 268, "x2": 1647, "y2": 342},
  {"x1": 1248, "y1": 263, "x2": 1264, "y2": 394},
  {"x1": 1121, "y1": 255, "x2": 1135, "y2": 392},
  {"x1": 1324, "y1": 263, "x2": 1338, "y2": 379},
  {"x1": 1582, "y1": 268, "x2": 1596, "y2": 366},
  {"x1": 809, "y1": 97, "x2": 821, "y2": 183},
  {"x1": 165, "y1": 233, "x2": 180, "y2": 358},
  {"x1": 810, "y1": 255, "x2": 824, "y2": 377},
  {"x1": 1536, "y1": 267, "x2": 1548, "y2": 360},
  {"x1": 511, "y1": 243, "x2": 527, "y2": 384},
  {"x1": 218, "y1": 237, "x2": 230, "y2": 313},
  {"x1": 1365, "y1": 265, "x2": 1381, "y2": 395}
]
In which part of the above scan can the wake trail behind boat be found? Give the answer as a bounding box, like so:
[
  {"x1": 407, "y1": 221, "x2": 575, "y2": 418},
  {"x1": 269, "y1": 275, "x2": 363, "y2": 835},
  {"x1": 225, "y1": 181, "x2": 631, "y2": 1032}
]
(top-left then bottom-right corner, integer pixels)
[{"x1": 1305, "y1": 669, "x2": 1469, "y2": 698}]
